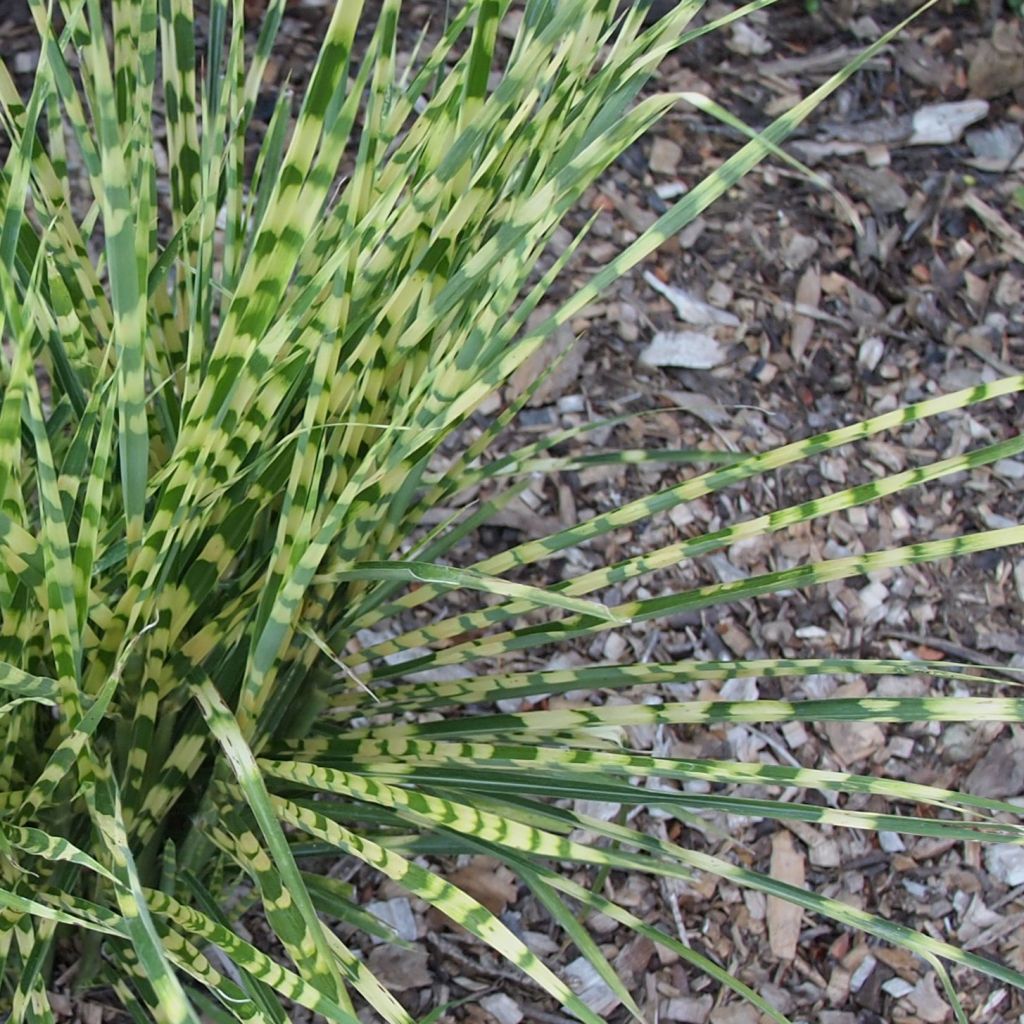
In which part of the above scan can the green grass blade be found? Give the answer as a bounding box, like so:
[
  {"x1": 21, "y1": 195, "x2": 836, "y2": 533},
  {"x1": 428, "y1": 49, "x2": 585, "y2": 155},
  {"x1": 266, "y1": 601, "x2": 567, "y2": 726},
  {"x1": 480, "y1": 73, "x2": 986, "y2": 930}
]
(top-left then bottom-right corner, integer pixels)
[
  {"x1": 269, "y1": 790, "x2": 611, "y2": 1024},
  {"x1": 189, "y1": 676, "x2": 353, "y2": 1010},
  {"x1": 338, "y1": 695, "x2": 1024, "y2": 742},
  {"x1": 330, "y1": 560, "x2": 624, "y2": 622},
  {"x1": 145, "y1": 887, "x2": 361, "y2": 1024},
  {"x1": 82, "y1": 760, "x2": 203, "y2": 1024},
  {"x1": 82, "y1": 0, "x2": 149, "y2": 550},
  {"x1": 364, "y1": 525, "x2": 1024, "y2": 677}
]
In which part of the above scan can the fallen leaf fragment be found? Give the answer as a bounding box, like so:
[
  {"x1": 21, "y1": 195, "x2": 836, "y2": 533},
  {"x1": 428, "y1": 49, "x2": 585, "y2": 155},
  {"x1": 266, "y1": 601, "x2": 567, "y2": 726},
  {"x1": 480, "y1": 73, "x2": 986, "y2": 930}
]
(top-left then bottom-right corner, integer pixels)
[
  {"x1": 908, "y1": 100, "x2": 989, "y2": 146},
  {"x1": 643, "y1": 270, "x2": 740, "y2": 326},
  {"x1": 660, "y1": 389, "x2": 730, "y2": 426},
  {"x1": 767, "y1": 830, "x2": 805, "y2": 960},
  {"x1": 968, "y1": 37, "x2": 1024, "y2": 98},
  {"x1": 367, "y1": 943, "x2": 432, "y2": 990},
  {"x1": 640, "y1": 330, "x2": 726, "y2": 369},
  {"x1": 447, "y1": 856, "x2": 520, "y2": 914},
  {"x1": 906, "y1": 972, "x2": 951, "y2": 1023},
  {"x1": 728, "y1": 20, "x2": 771, "y2": 56},
  {"x1": 508, "y1": 313, "x2": 588, "y2": 407}
]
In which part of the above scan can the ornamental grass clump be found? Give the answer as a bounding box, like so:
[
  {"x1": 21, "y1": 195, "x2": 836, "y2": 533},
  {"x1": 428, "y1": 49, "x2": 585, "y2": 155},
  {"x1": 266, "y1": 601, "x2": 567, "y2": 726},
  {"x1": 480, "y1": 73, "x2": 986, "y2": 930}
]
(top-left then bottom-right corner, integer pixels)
[{"x1": 1, "y1": 0, "x2": 1022, "y2": 1020}]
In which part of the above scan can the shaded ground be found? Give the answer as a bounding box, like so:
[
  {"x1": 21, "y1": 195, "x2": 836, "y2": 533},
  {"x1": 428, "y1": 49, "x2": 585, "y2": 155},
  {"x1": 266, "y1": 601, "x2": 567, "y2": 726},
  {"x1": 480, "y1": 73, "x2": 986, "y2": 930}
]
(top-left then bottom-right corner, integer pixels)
[{"x1": 2, "y1": 1, "x2": 1022, "y2": 1022}]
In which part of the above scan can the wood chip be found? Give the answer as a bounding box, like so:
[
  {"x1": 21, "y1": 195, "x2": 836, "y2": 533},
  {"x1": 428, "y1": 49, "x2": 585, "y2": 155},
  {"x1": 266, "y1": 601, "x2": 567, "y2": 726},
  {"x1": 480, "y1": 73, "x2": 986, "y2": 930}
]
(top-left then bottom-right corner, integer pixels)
[
  {"x1": 790, "y1": 265, "x2": 820, "y2": 362},
  {"x1": 781, "y1": 721, "x2": 809, "y2": 750},
  {"x1": 823, "y1": 718, "x2": 886, "y2": 766},
  {"x1": 767, "y1": 831, "x2": 805, "y2": 960},
  {"x1": 46, "y1": 994, "x2": 72, "y2": 1016},
  {"x1": 649, "y1": 136, "x2": 683, "y2": 175},
  {"x1": 964, "y1": 736, "x2": 1024, "y2": 798},
  {"x1": 968, "y1": 35, "x2": 1024, "y2": 98},
  {"x1": 850, "y1": 953, "x2": 877, "y2": 992},
  {"x1": 709, "y1": 1003, "x2": 759, "y2": 1024},
  {"x1": 479, "y1": 993, "x2": 524, "y2": 1024},
  {"x1": 564, "y1": 956, "x2": 620, "y2": 1015},
  {"x1": 727, "y1": 21, "x2": 771, "y2": 56},
  {"x1": 613, "y1": 935, "x2": 656, "y2": 980},
  {"x1": 907, "y1": 100, "x2": 989, "y2": 145},
  {"x1": 507, "y1": 320, "x2": 588, "y2": 407},
  {"x1": 826, "y1": 966, "x2": 852, "y2": 1004},
  {"x1": 640, "y1": 330, "x2": 727, "y2": 369},
  {"x1": 963, "y1": 193, "x2": 1024, "y2": 264},
  {"x1": 874, "y1": 946, "x2": 920, "y2": 980},
  {"x1": 664, "y1": 995, "x2": 714, "y2": 1023},
  {"x1": 758, "y1": 45, "x2": 880, "y2": 77},
  {"x1": 660, "y1": 389, "x2": 730, "y2": 426},
  {"x1": 985, "y1": 844, "x2": 1024, "y2": 886},
  {"x1": 365, "y1": 897, "x2": 418, "y2": 941},
  {"x1": 822, "y1": 681, "x2": 886, "y2": 765}
]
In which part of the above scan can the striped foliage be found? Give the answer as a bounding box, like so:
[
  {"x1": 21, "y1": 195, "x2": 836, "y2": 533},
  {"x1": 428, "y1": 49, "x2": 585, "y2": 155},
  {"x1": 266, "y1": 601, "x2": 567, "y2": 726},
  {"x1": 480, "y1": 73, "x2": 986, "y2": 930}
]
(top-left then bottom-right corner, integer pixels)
[{"x1": 0, "y1": 1, "x2": 1021, "y2": 1021}]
